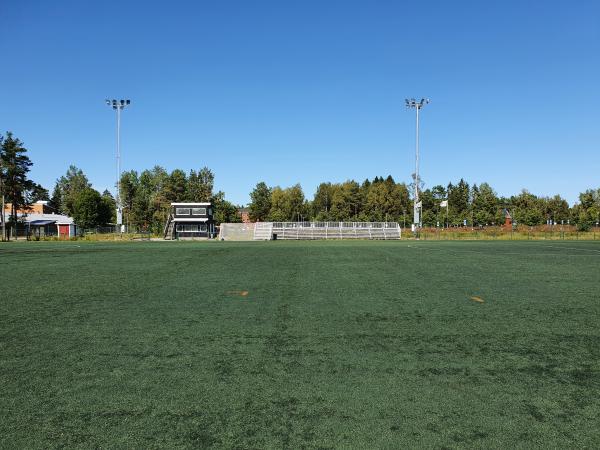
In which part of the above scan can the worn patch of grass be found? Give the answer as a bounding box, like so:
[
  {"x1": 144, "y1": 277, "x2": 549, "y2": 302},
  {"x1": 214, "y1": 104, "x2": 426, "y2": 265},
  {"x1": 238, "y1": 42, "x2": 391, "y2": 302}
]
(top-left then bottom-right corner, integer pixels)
[{"x1": 1, "y1": 240, "x2": 599, "y2": 448}]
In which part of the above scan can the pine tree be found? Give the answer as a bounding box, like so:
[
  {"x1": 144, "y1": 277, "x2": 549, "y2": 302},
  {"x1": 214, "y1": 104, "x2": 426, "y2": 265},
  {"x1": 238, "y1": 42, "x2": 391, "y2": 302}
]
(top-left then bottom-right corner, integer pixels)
[{"x1": 0, "y1": 132, "x2": 34, "y2": 239}]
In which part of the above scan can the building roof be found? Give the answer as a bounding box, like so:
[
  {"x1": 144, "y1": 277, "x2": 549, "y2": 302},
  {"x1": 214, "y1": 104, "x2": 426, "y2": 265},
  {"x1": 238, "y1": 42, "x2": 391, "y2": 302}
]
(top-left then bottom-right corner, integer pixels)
[
  {"x1": 172, "y1": 217, "x2": 209, "y2": 222},
  {"x1": 171, "y1": 202, "x2": 212, "y2": 206},
  {"x1": 29, "y1": 220, "x2": 57, "y2": 226},
  {"x1": 17, "y1": 213, "x2": 74, "y2": 225}
]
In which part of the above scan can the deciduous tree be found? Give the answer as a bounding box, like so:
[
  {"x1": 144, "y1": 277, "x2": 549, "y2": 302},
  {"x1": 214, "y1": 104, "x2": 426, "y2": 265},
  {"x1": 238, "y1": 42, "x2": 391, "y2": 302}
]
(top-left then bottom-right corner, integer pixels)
[
  {"x1": 187, "y1": 167, "x2": 214, "y2": 202},
  {"x1": 53, "y1": 165, "x2": 91, "y2": 216},
  {"x1": 72, "y1": 188, "x2": 104, "y2": 229},
  {"x1": 249, "y1": 182, "x2": 272, "y2": 222}
]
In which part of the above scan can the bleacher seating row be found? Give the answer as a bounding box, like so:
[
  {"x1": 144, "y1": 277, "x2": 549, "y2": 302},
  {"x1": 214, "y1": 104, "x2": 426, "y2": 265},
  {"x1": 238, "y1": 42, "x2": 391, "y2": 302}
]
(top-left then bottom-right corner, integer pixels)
[{"x1": 253, "y1": 222, "x2": 401, "y2": 240}]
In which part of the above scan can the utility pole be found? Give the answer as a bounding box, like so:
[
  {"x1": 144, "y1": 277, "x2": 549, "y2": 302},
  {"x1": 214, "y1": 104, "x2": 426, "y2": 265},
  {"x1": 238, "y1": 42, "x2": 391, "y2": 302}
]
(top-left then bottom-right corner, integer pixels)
[
  {"x1": 106, "y1": 99, "x2": 131, "y2": 233},
  {"x1": 406, "y1": 98, "x2": 429, "y2": 229}
]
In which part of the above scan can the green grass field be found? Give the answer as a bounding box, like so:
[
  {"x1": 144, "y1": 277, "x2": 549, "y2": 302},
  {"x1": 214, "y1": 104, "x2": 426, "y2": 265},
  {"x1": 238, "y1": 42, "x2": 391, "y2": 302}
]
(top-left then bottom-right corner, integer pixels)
[{"x1": 1, "y1": 240, "x2": 599, "y2": 448}]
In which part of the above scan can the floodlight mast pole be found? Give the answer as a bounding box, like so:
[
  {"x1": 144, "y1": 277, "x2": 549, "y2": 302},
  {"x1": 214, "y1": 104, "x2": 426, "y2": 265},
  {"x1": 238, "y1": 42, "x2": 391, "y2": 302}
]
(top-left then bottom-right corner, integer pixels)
[
  {"x1": 406, "y1": 98, "x2": 429, "y2": 229},
  {"x1": 415, "y1": 104, "x2": 420, "y2": 225},
  {"x1": 106, "y1": 99, "x2": 131, "y2": 232}
]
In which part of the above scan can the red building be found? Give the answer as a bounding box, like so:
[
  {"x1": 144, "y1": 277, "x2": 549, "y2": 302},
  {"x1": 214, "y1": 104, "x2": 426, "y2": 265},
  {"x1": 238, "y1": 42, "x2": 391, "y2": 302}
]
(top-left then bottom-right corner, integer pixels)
[{"x1": 238, "y1": 207, "x2": 252, "y2": 223}]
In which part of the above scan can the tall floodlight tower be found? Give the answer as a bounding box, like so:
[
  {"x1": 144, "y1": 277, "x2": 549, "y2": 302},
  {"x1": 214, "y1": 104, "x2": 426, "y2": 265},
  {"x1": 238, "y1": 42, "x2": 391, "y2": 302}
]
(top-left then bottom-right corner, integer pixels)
[
  {"x1": 405, "y1": 98, "x2": 429, "y2": 229},
  {"x1": 105, "y1": 99, "x2": 131, "y2": 232}
]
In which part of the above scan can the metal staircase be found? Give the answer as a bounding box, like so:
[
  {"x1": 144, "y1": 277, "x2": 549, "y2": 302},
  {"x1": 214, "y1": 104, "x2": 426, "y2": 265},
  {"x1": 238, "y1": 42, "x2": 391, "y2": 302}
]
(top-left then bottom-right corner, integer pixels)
[{"x1": 163, "y1": 214, "x2": 175, "y2": 240}]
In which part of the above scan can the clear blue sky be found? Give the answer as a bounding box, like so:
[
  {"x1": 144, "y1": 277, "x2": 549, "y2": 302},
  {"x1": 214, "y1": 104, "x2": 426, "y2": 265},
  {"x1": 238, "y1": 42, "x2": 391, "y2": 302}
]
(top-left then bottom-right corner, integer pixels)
[{"x1": 1, "y1": 0, "x2": 599, "y2": 205}]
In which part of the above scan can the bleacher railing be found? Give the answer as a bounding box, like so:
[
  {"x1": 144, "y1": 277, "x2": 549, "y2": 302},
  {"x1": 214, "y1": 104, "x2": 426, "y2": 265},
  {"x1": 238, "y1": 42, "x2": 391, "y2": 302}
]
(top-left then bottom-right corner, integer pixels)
[
  {"x1": 254, "y1": 222, "x2": 401, "y2": 240},
  {"x1": 269, "y1": 222, "x2": 399, "y2": 228}
]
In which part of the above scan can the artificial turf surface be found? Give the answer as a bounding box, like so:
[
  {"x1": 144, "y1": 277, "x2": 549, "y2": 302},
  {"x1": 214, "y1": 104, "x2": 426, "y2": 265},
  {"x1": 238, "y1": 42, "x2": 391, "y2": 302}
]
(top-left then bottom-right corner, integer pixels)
[{"x1": 1, "y1": 240, "x2": 599, "y2": 448}]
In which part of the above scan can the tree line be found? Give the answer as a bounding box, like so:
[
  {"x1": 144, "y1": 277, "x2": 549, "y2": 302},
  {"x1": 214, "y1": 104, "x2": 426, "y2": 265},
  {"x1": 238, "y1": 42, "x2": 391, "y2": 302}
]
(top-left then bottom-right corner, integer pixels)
[
  {"x1": 45, "y1": 163, "x2": 241, "y2": 233},
  {"x1": 248, "y1": 178, "x2": 600, "y2": 230},
  {"x1": 0, "y1": 132, "x2": 240, "y2": 237},
  {"x1": 118, "y1": 166, "x2": 240, "y2": 234},
  {"x1": 2, "y1": 131, "x2": 599, "y2": 237}
]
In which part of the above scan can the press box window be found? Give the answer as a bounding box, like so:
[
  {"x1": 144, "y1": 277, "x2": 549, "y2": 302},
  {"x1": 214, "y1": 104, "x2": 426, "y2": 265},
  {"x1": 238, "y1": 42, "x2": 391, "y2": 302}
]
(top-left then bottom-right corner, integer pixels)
[
  {"x1": 176, "y1": 224, "x2": 200, "y2": 232},
  {"x1": 192, "y1": 208, "x2": 206, "y2": 216},
  {"x1": 176, "y1": 208, "x2": 191, "y2": 215}
]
